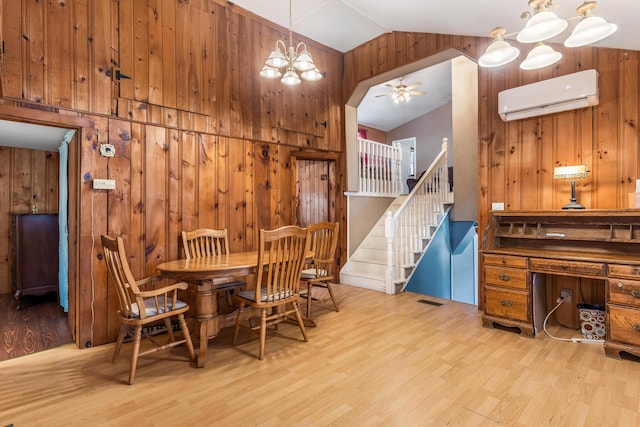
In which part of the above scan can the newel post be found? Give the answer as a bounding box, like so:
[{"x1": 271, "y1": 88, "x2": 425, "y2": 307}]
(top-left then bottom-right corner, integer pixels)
[{"x1": 384, "y1": 210, "x2": 395, "y2": 294}]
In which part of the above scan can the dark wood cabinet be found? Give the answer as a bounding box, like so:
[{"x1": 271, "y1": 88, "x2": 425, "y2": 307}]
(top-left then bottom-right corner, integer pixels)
[{"x1": 9, "y1": 213, "x2": 59, "y2": 308}]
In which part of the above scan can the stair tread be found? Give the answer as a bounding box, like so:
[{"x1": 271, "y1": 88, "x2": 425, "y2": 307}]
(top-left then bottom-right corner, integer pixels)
[
  {"x1": 341, "y1": 270, "x2": 385, "y2": 280},
  {"x1": 347, "y1": 256, "x2": 387, "y2": 265}
]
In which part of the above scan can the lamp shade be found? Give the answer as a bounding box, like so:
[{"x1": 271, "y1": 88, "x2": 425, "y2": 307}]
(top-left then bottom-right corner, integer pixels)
[
  {"x1": 520, "y1": 43, "x2": 563, "y2": 70},
  {"x1": 479, "y1": 40, "x2": 520, "y2": 67},
  {"x1": 293, "y1": 48, "x2": 315, "y2": 71},
  {"x1": 259, "y1": 64, "x2": 282, "y2": 79},
  {"x1": 281, "y1": 69, "x2": 301, "y2": 86},
  {"x1": 517, "y1": 11, "x2": 568, "y2": 43},
  {"x1": 553, "y1": 165, "x2": 589, "y2": 179},
  {"x1": 564, "y1": 16, "x2": 617, "y2": 47},
  {"x1": 300, "y1": 67, "x2": 323, "y2": 82},
  {"x1": 265, "y1": 46, "x2": 288, "y2": 68}
]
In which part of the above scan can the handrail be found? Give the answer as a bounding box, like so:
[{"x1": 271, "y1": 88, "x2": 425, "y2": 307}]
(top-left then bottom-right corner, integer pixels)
[
  {"x1": 384, "y1": 138, "x2": 449, "y2": 293},
  {"x1": 358, "y1": 137, "x2": 402, "y2": 196}
]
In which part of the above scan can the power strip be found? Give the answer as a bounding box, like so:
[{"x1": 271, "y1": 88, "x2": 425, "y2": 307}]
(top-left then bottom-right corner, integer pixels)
[{"x1": 571, "y1": 338, "x2": 604, "y2": 344}]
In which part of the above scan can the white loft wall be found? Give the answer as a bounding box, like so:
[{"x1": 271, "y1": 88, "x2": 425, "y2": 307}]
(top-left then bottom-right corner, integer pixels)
[{"x1": 387, "y1": 103, "x2": 453, "y2": 174}]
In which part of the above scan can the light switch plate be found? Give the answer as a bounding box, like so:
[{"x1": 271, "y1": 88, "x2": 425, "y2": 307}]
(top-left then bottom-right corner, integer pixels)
[
  {"x1": 492, "y1": 202, "x2": 504, "y2": 211},
  {"x1": 93, "y1": 179, "x2": 116, "y2": 190}
]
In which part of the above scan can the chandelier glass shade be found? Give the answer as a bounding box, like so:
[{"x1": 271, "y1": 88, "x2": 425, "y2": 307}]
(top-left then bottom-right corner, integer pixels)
[
  {"x1": 516, "y1": 10, "x2": 568, "y2": 43},
  {"x1": 520, "y1": 42, "x2": 563, "y2": 70},
  {"x1": 479, "y1": 0, "x2": 617, "y2": 70},
  {"x1": 479, "y1": 28, "x2": 521, "y2": 68},
  {"x1": 392, "y1": 91, "x2": 411, "y2": 104},
  {"x1": 564, "y1": 15, "x2": 617, "y2": 47},
  {"x1": 260, "y1": 0, "x2": 323, "y2": 86}
]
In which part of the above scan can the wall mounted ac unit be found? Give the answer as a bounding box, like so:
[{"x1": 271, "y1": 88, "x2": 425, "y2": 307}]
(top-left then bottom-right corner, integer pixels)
[{"x1": 498, "y1": 69, "x2": 599, "y2": 122}]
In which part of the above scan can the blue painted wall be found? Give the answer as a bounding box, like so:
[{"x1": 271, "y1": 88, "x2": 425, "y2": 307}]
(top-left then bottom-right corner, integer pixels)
[
  {"x1": 451, "y1": 221, "x2": 477, "y2": 305},
  {"x1": 406, "y1": 216, "x2": 477, "y2": 304},
  {"x1": 406, "y1": 214, "x2": 452, "y2": 299}
]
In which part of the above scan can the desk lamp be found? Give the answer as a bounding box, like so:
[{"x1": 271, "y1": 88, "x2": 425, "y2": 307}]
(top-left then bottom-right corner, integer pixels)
[{"x1": 554, "y1": 165, "x2": 589, "y2": 209}]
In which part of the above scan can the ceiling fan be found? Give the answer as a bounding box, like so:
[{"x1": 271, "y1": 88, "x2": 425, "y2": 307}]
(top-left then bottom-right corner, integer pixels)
[{"x1": 376, "y1": 77, "x2": 426, "y2": 103}]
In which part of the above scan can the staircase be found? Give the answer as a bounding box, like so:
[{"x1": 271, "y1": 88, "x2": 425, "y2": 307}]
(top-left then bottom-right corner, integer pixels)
[{"x1": 340, "y1": 139, "x2": 452, "y2": 294}]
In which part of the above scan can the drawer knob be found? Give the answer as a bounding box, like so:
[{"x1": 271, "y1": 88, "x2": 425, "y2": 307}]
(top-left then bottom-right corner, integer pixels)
[
  {"x1": 499, "y1": 299, "x2": 513, "y2": 307},
  {"x1": 632, "y1": 290, "x2": 640, "y2": 298},
  {"x1": 498, "y1": 274, "x2": 511, "y2": 281},
  {"x1": 633, "y1": 323, "x2": 640, "y2": 332},
  {"x1": 618, "y1": 282, "x2": 624, "y2": 288}
]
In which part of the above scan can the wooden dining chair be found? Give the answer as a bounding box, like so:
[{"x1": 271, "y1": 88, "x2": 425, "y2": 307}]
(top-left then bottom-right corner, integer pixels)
[
  {"x1": 232, "y1": 226, "x2": 310, "y2": 360},
  {"x1": 181, "y1": 228, "x2": 246, "y2": 310},
  {"x1": 101, "y1": 235, "x2": 195, "y2": 385},
  {"x1": 300, "y1": 221, "x2": 340, "y2": 317}
]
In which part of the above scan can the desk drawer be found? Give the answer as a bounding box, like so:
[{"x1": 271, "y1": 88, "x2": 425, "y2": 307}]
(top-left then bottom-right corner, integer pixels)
[
  {"x1": 608, "y1": 305, "x2": 640, "y2": 347},
  {"x1": 608, "y1": 264, "x2": 640, "y2": 280},
  {"x1": 483, "y1": 254, "x2": 528, "y2": 268},
  {"x1": 608, "y1": 279, "x2": 640, "y2": 307},
  {"x1": 529, "y1": 258, "x2": 605, "y2": 277},
  {"x1": 485, "y1": 287, "x2": 529, "y2": 322},
  {"x1": 484, "y1": 266, "x2": 528, "y2": 290}
]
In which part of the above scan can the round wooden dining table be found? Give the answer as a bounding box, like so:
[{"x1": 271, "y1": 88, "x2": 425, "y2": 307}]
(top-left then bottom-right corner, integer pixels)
[
  {"x1": 156, "y1": 251, "x2": 314, "y2": 367},
  {"x1": 156, "y1": 252, "x2": 259, "y2": 367}
]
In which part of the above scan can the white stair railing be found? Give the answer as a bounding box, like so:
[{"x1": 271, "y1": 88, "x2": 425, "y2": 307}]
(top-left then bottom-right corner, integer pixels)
[
  {"x1": 384, "y1": 138, "x2": 449, "y2": 294},
  {"x1": 358, "y1": 137, "x2": 402, "y2": 195}
]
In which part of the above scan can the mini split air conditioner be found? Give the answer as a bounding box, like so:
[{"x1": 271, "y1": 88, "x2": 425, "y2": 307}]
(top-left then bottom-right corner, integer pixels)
[{"x1": 498, "y1": 69, "x2": 599, "y2": 122}]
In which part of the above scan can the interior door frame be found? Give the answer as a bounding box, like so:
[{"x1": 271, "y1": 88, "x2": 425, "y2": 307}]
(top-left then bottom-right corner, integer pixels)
[
  {"x1": 392, "y1": 137, "x2": 417, "y2": 194},
  {"x1": 290, "y1": 150, "x2": 339, "y2": 226},
  {"x1": 0, "y1": 103, "x2": 91, "y2": 345}
]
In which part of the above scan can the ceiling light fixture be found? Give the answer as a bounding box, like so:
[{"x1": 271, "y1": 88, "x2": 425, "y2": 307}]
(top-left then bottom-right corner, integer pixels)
[
  {"x1": 479, "y1": 0, "x2": 616, "y2": 70},
  {"x1": 478, "y1": 27, "x2": 521, "y2": 68},
  {"x1": 375, "y1": 77, "x2": 426, "y2": 104},
  {"x1": 564, "y1": 1, "x2": 617, "y2": 47},
  {"x1": 259, "y1": 0, "x2": 323, "y2": 86},
  {"x1": 520, "y1": 42, "x2": 563, "y2": 70}
]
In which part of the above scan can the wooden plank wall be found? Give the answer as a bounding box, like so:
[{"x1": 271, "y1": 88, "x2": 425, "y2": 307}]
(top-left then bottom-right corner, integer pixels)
[
  {"x1": 0, "y1": 148, "x2": 60, "y2": 295},
  {"x1": 357, "y1": 125, "x2": 387, "y2": 144},
  {"x1": 0, "y1": 0, "x2": 344, "y2": 347},
  {"x1": 344, "y1": 32, "x2": 640, "y2": 308}
]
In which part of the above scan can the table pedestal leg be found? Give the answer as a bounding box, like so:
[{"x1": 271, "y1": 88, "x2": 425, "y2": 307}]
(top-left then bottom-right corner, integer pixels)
[{"x1": 194, "y1": 281, "x2": 219, "y2": 368}]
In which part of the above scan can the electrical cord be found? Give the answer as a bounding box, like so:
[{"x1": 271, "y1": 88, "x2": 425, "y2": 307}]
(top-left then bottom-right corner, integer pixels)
[{"x1": 543, "y1": 297, "x2": 604, "y2": 344}]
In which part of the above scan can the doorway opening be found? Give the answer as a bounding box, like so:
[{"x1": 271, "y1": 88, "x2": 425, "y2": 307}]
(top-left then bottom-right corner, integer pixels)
[{"x1": 0, "y1": 106, "x2": 87, "y2": 359}]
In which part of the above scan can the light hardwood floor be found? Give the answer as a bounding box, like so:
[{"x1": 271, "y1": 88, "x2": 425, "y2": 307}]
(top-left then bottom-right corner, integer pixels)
[{"x1": 1, "y1": 284, "x2": 639, "y2": 426}]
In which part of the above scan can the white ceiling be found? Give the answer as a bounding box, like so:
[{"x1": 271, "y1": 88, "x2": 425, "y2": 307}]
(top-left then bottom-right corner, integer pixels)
[
  {"x1": 233, "y1": 0, "x2": 639, "y2": 53},
  {"x1": 358, "y1": 61, "x2": 452, "y2": 131},
  {"x1": 0, "y1": 120, "x2": 72, "y2": 152},
  {"x1": 235, "y1": 0, "x2": 638, "y2": 131}
]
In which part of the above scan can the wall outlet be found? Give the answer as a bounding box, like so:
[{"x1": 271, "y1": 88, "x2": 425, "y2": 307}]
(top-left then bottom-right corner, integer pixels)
[
  {"x1": 560, "y1": 288, "x2": 572, "y2": 302},
  {"x1": 93, "y1": 178, "x2": 116, "y2": 190}
]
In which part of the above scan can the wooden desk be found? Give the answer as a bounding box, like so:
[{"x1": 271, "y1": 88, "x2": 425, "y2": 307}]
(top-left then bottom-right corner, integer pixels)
[
  {"x1": 156, "y1": 251, "x2": 314, "y2": 367},
  {"x1": 482, "y1": 210, "x2": 640, "y2": 360}
]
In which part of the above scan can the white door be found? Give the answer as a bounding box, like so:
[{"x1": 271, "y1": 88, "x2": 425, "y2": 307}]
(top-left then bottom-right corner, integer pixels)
[{"x1": 392, "y1": 137, "x2": 416, "y2": 194}]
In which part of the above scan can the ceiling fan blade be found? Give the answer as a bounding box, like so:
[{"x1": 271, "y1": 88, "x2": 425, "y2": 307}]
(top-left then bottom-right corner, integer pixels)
[
  {"x1": 404, "y1": 82, "x2": 422, "y2": 90},
  {"x1": 375, "y1": 93, "x2": 389, "y2": 98},
  {"x1": 409, "y1": 90, "x2": 426, "y2": 96},
  {"x1": 384, "y1": 83, "x2": 395, "y2": 89}
]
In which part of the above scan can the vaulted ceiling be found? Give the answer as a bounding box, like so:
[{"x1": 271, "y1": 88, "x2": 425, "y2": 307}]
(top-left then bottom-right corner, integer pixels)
[
  {"x1": 235, "y1": 0, "x2": 637, "y2": 131},
  {"x1": 232, "y1": 0, "x2": 639, "y2": 53}
]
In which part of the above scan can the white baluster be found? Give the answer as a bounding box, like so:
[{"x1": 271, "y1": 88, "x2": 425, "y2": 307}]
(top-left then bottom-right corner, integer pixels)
[{"x1": 385, "y1": 210, "x2": 395, "y2": 294}]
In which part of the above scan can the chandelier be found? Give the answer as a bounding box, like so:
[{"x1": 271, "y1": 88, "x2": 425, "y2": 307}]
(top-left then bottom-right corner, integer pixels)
[
  {"x1": 479, "y1": 0, "x2": 617, "y2": 70},
  {"x1": 259, "y1": 0, "x2": 323, "y2": 86}
]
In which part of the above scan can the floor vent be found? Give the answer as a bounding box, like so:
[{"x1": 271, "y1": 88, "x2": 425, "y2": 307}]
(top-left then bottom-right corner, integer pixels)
[{"x1": 417, "y1": 299, "x2": 443, "y2": 306}]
